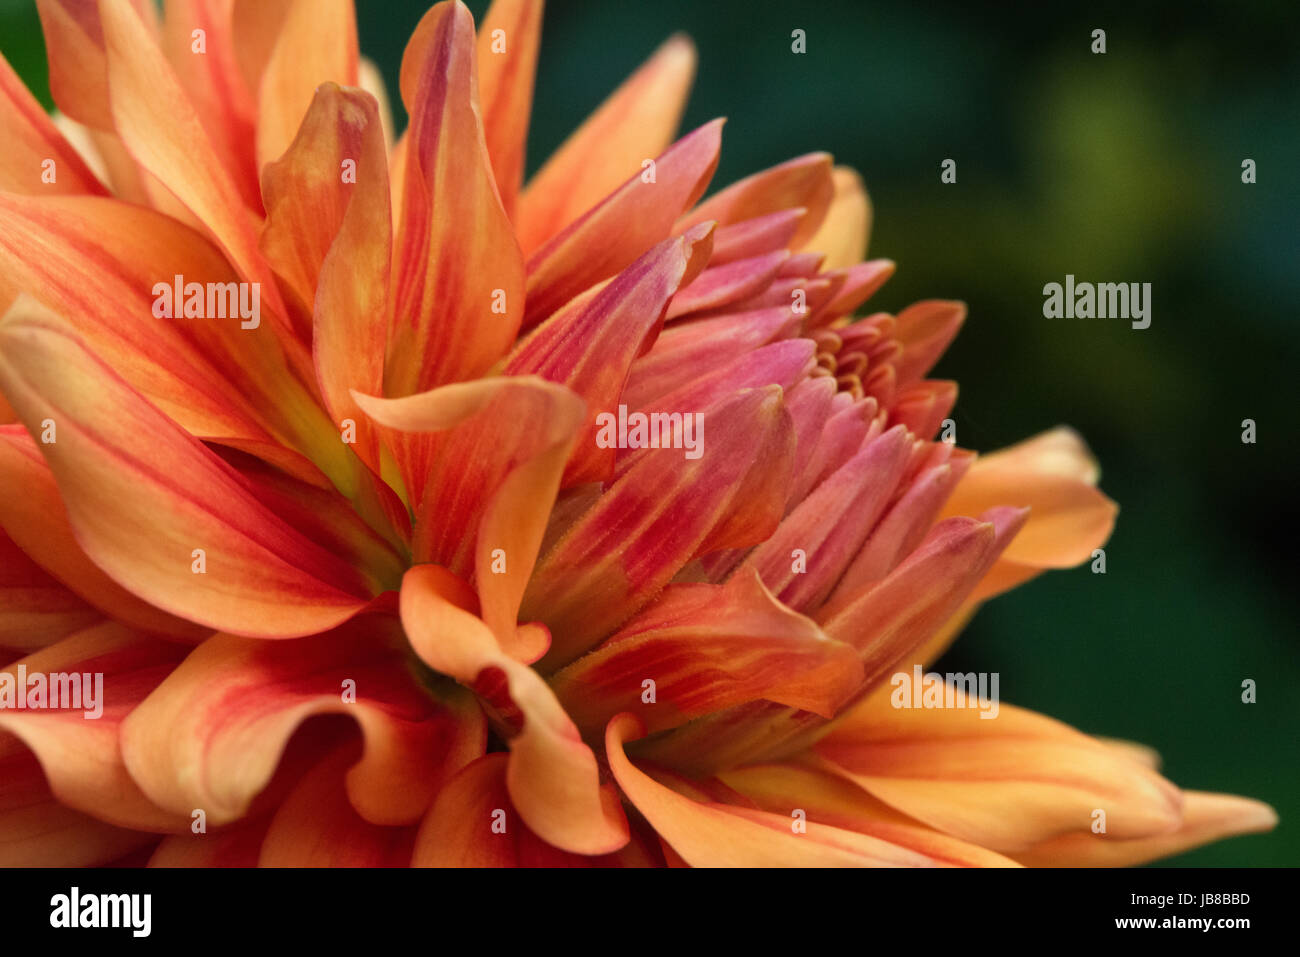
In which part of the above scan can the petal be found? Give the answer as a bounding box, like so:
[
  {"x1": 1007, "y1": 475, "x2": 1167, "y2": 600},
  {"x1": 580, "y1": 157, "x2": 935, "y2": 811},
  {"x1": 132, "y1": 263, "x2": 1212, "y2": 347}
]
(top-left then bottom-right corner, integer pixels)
[
  {"x1": 891, "y1": 300, "x2": 965, "y2": 388},
  {"x1": 387, "y1": 0, "x2": 525, "y2": 395},
  {"x1": 1012, "y1": 791, "x2": 1277, "y2": 867},
  {"x1": 354, "y1": 376, "x2": 585, "y2": 644},
  {"x1": 516, "y1": 33, "x2": 696, "y2": 255},
  {"x1": 261, "y1": 84, "x2": 390, "y2": 471},
  {"x1": 0, "y1": 531, "x2": 102, "y2": 655},
  {"x1": 523, "y1": 386, "x2": 796, "y2": 668},
  {"x1": 148, "y1": 815, "x2": 270, "y2": 867},
  {"x1": 475, "y1": 0, "x2": 543, "y2": 217},
  {"x1": 0, "y1": 738, "x2": 154, "y2": 866},
  {"x1": 258, "y1": 743, "x2": 417, "y2": 867},
  {"x1": 0, "y1": 304, "x2": 378, "y2": 638},
  {"x1": 255, "y1": 0, "x2": 358, "y2": 174},
  {"x1": 0, "y1": 195, "x2": 328, "y2": 462},
  {"x1": 678, "y1": 153, "x2": 835, "y2": 248},
  {"x1": 720, "y1": 762, "x2": 1019, "y2": 867},
  {"x1": 549, "y1": 567, "x2": 863, "y2": 738},
  {"x1": 607, "y1": 713, "x2": 958, "y2": 866},
  {"x1": 0, "y1": 425, "x2": 204, "y2": 639},
  {"x1": 939, "y1": 428, "x2": 1117, "y2": 601},
  {"x1": 800, "y1": 166, "x2": 871, "y2": 270},
  {"x1": 0, "y1": 51, "x2": 108, "y2": 195},
  {"x1": 121, "y1": 617, "x2": 484, "y2": 826},
  {"x1": 506, "y1": 224, "x2": 713, "y2": 484},
  {"x1": 413, "y1": 753, "x2": 655, "y2": 866},
  {"x1": 161, "y1": 0, "x2": 261, "y2": 210},
  {"x1": 97, "y1": 0, "x2": 294, "y2": 336},
  {"x1": 740, "y1": 425, "x2": 913, "y2": 612},
  {"x1": 522, "y1": 120, "x2": 722, "y2": 326},
  {"x1": 400, "y1": 565, "x2": 630, "y2": 855},
  {"x1": 815, "y1": 688, "x2": 1185, "y2": 852},
  {"x1": 36, "y1": 0, "x2": 158, "y2": 128},
  {"x1": 0, "y1": 623, "x2": 190, "y2": 831}
]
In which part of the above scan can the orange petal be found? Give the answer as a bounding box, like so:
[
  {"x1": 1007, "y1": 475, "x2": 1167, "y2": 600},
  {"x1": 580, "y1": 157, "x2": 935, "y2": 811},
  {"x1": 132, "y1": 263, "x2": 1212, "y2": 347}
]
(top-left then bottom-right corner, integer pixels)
[
  {"x1": 800, "y1": 166, "x2": 871, "y2": 270},
  {"x1": 35, "y1": 0, "x2": 158, "y2": 128},
  {"x1": 388, "y1": 0, "x2": 524, "y2": 395},
  {"x1": 515, "y1": 33, "x2": 696, "y2": 255},
  {"x1": 476, "y1": 0, "x2": 543, "y2": 217},
  {"x1": 0, "y1": 304, "x2": 377, "y2": 638},
  {"x1": 0, "y1": 738, "x2": 154, "y2": 866},
  {"x1": 148, "y1": 815, "x2": 271, "y2": 867},
  {"x1": 523, "y1": 386, "x2": 796, "y2": 669},
  {"x1": 261, "y1": 83, "x2": 390, "y2": 471},
  {"x1": 354, "y1": 376, "x2": 585, "y2": 645},
  {"x1": 815, "y1": 687, "x2": 1185, "y2": 852},
  {"x1": 891, "y1": 300, "x2": 966, "y2": 388},
  {"x1": 414, "y1": 752, "x2": 656, "y2": 866},
  {"x1": 0, "y1": 425, "x2": 205, "y2": 639},
  {"x1": 121, "y1": 618, "x2": 484, "y2": 826},
  {"x1": 0, "y1": 531, "x2": 102, "y2": 655},
  {"x1": 97, "y1": 0, "x2": 295, "y2": 341},
  {"x1": 0, "y1": 51, "x2": 108, "y2": 195},
  {"x1": 1012, "y1": 791, "x2": 1277, "y2": 867},
  {"x1": 550, "y1": 567, "x2": 862, "y2": 737},
  {"x1": 678, "y1": 153, "x2": 835, "y2": 248},
  {"x1": 258, "y1": 743, "x2": 417, "y2": 866},
  {"x1": 400, "y1": 565, "x2": 630, "y2": 855},
  {"x1": 522, "y1": 119, "x2": 722, "y2": 326},
  {"x1": 1, "y1": 624, "x2": 190, "y2": 831},
  {"x1": 255, "y1": 0, "x2": 358, "y2": 174},
  {"x1": 607, "y1": 713, "x2": 963, "y2": 866},
  {"x1": 161, "y1": 0, "x2": 261, "y2": 210},
  {"x1": 940, "y1": 428, "x2": 1117, "y2": 601},
  {"x1": 720, "y1": 762, "x2": 1019, "y2": 866}
]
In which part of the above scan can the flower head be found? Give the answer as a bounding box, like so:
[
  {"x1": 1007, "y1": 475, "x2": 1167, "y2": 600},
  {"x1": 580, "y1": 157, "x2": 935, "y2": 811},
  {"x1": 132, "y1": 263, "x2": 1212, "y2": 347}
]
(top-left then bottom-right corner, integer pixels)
[{"x1": 0, "y1": 0, "x2": 1275, "y2": 866}]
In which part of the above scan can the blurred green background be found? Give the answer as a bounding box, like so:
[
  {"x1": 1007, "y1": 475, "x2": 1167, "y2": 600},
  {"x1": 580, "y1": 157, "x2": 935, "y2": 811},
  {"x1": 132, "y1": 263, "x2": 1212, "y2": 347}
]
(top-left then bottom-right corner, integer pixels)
[{"x1": 2, "y1": 0, "x2": 1296, "y2": 865}]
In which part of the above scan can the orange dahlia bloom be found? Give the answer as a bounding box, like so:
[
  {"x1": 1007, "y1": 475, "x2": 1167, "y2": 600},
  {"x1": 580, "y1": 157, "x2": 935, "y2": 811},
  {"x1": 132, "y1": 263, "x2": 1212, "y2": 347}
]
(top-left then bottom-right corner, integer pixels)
[{"x1": 0, "y1": 0, "x2": 1275, "y2": 867}]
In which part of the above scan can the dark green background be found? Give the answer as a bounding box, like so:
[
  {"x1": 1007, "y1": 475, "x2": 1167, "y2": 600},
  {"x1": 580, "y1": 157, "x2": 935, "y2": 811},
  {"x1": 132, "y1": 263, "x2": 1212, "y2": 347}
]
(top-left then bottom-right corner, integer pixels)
[{"x1": 2, "y1": 0, "x2": 1296, "y2": 865}]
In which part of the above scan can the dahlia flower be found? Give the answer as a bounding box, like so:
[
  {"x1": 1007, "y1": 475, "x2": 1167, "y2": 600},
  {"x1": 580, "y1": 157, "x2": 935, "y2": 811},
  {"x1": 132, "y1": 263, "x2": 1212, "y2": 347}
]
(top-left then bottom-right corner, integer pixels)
[{"x1": 0, "y1": 0, "x2": 1275, "y2": 867}]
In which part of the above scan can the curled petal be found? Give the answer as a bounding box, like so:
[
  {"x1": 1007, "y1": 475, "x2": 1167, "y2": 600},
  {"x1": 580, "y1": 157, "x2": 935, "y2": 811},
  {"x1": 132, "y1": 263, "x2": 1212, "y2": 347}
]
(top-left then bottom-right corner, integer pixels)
[
  {"x1": 400, "y1": 565, "x2": 630, "y2": 855},
  {"x1": 121, "y1": 618, "x2": 483, "y2": 826}
]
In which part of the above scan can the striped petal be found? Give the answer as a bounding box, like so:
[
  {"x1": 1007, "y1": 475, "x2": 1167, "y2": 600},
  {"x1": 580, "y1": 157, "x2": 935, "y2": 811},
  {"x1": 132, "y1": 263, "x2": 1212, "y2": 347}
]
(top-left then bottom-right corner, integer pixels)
[
  {"x1": 522, "y1": 120, "x2": 721, "y2": 326},
  {"x1": 0, "y1": 532, "x2": 102, "y2": 656},
  {"x1": 0, "y1": 624, "x2": 190, "y2": 831},
  {"x1": 0, "y1": 51, "x2": 108, "y2": 195},
  {"x1": 940, "y1": 427, "x2": 1117, "y2": 602},
  {"x1": 121, "y1": 617, "x2": 484, "y2": 826},
  {"x1": 607, "y1": 713, "x2": 965, "y2": 867},
  {"x1": 254, "y1": 0, "x2": 358, "y2": 174},
  {"x1": 720, "y1": 762, "x2": 1019, "y2": 867},
  {"x1": 387, "y1": 0, "x2": 524, "y2": 395},
  {"x1": 506, "y1": 224, "x2": 713, "y2": 484},
  {"x1": 678, "y1": 153, "x2": 835, "y2": 248},
  {"x1": 814, "y1": 688, "x2": 1185, "y2": 852},
  {"x1": 0, "y1": 303, "x2": 378, "y2": 638},
  {"x1": 549, "y1": 567, "x2": 862, "y2": 738},
  {"x1": 523, "y1": 386, "x2": 797, "y2": 668},
  {"x1": 516, "y1": 33, "x2": 696, "y2": 255},
  {"x1": 476, "y1": 0, "x2": 543, "y2": 217}
]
